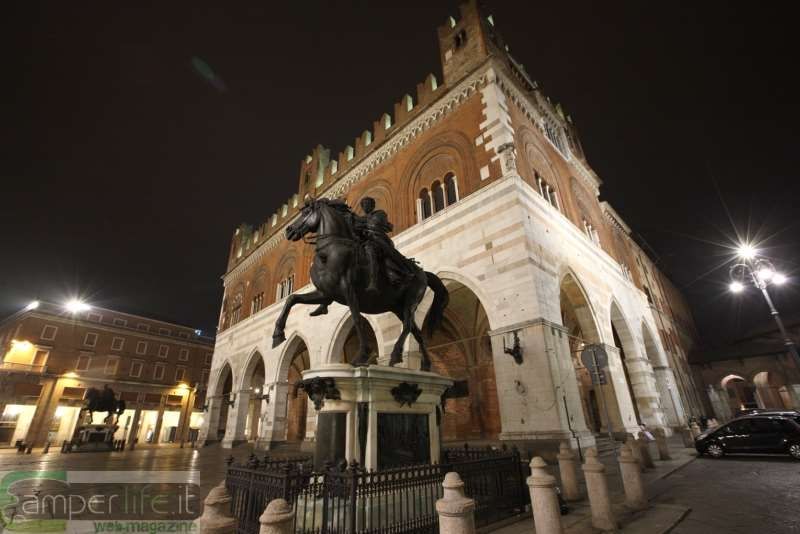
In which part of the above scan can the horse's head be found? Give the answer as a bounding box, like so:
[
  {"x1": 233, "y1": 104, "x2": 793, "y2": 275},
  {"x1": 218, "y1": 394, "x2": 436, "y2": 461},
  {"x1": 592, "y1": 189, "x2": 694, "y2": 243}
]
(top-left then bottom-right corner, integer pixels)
[{"x1": 286, "y1": 197, "x2": 321, "y2": 241}]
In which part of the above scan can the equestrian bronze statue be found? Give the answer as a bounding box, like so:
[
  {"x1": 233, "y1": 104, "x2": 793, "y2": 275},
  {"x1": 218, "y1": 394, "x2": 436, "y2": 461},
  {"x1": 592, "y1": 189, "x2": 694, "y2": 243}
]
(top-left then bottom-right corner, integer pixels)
[
  {"x1": 80, "y1": 385, "x2": 126, "y2": 425},
  {"x1": 272, "y1": 197, "x2": 449, "y2": 371}
]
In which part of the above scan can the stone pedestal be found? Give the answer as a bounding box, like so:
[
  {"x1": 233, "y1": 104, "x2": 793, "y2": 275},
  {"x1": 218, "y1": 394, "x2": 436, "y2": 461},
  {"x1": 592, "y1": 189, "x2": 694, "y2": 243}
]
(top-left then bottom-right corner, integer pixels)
[
  {"x1": 72, "y1": 423, "x2": 117, "y2": 452},
  {"x1": 196, "y1": 482, "x2": 237, "y2": 534},
  {"x1": 619, "y1": 444, "x2": 647, "y2": 511},
  {"x1": 556, "y1": 442, "x2": 581, "y2": 502},
  {"x1": 259, "y1": 499, "x2": 293, "y2": 534},
  {"x1": 436, "y1": 472, "x2": 476, "y2": 534},
  {"x1": 301, "y1": 364, "x2": 452, "y2": 471},
  {"x1": 527, "y1": 457, "x2": 564, "y2": 534},
  {"x1": 582, "y1": 448, "x2": 616, "y2": 532},
  {"x1": 654, "y1": 428, "x2": 671, "y2": 461}
]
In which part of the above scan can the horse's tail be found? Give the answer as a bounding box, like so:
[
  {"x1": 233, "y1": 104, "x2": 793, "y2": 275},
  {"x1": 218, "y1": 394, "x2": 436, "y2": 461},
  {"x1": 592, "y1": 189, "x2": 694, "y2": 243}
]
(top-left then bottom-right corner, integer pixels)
[{"x1": 423, "y1": 272, "x2": 449, "y2": 337}]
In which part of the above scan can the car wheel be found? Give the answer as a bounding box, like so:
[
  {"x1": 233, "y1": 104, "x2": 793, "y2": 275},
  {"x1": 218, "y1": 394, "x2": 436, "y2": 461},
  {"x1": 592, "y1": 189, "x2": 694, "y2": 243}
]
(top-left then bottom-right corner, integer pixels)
[
  {"x1": 789, "y1": 443, "x2": 800, "y2": 460},
  {"x1": 706, "y1": 443, "x2": 724, "y2": 458}
]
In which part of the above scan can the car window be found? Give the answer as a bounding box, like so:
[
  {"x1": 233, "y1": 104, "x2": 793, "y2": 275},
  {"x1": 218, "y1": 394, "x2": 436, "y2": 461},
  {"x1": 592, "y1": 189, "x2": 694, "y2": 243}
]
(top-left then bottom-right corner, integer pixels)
[
  {"x1": 750, "y1": 418, "x2": 780, "y2": 433},
  {"x1": 778, "y1": 419, "x2": 799, "y2": 433},
  {"x1": 727, "y1": 420, "x2": 751, "y2": 433}
]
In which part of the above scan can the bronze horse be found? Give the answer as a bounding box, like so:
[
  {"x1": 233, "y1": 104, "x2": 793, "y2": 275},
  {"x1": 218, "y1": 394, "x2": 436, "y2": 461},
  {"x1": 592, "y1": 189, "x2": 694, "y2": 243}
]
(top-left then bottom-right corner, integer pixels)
[{"x1": 272, "y1": 198, "x2": 448, "y2": 371}]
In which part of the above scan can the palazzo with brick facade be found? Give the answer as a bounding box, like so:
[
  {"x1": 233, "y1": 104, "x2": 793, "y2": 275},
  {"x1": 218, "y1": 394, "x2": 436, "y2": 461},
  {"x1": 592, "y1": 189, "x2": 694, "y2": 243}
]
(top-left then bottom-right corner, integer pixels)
[
  {"x1": 0, "y1": 302, "x2": 213, "y2": 448},
  {"x1": 198, "y1": 1, "x2": 703, "y2": 452}
]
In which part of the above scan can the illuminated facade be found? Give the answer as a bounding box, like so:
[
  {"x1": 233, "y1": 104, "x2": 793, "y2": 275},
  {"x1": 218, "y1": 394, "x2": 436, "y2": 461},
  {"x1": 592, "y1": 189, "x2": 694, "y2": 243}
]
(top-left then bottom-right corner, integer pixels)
[
  {"x1": 199, "y1": 1, "x2": 704, "y2": 451},
  {"x1": 0, "y1": 301, "x2": 213, "y2": 447}
]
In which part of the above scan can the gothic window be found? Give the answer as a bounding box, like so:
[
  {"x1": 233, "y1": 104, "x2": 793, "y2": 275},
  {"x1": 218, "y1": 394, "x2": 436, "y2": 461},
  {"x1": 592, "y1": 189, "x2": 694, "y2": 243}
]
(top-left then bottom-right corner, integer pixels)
[
  {"x1": 544, "y1": 122, "x2": 567, "y2": 154},
  {"x1": 445, "y1": 174, "x2": 459, "y2": 205},
  {"x1": 251, "y1": 292, "x2": 264, "y2": 314},
  {"x1": 454, "y1": 29, "x2": 467, "y2": 48},
  {"x1": 432, "y1": 180, "x2": 445, "y2": 212},
  {"x1": 535, "y1": 171, "x2": 560, "y2": 211},
  {"x1": 582, "y1": 219, "x2": 600, "y2": 246},
  {"x1": 230, "y1": 293, "x2": 243, "y2": 325},
  {"x1": 277, "y1": 274, "x2": 295, "y2": 300},
  {"x1": 418, "y1": 188, "x2": 432, "y2": 221}
]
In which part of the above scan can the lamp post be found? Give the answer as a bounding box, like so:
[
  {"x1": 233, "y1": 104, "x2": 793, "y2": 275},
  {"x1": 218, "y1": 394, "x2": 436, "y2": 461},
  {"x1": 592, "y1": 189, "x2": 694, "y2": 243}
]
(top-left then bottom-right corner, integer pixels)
[{"x1": 729, "y1": 245, "x2": 799, "y2": 367}]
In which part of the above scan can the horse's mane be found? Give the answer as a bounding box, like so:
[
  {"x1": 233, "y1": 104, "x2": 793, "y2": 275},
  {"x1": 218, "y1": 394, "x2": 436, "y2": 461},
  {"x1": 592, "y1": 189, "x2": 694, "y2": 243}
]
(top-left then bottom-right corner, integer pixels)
[{"x1": 319, "y1": 198, "x2": 353, "y2": 215}]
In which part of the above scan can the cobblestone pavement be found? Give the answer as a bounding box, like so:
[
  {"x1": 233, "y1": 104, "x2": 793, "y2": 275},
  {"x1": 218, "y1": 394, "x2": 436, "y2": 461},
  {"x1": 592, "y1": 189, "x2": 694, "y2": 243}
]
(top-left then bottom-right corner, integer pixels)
[{"x1": 648, "y1": 454, "x2": 800, "y2": 533}]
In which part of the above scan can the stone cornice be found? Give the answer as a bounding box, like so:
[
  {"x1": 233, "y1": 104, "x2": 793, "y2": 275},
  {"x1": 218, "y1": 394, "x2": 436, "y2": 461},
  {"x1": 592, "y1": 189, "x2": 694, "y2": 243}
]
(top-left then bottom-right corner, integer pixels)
[
  {"x1": 600, "y1": 201, "x2": 632, "y2": 235},
  {"x1": 223, "y1": 65, "x2": 492, "y2": 285}
]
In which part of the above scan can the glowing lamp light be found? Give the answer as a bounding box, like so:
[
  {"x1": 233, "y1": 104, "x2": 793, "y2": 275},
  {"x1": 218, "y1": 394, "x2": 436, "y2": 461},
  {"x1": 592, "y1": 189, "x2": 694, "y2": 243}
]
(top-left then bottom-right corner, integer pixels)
[
  {"x1": 4, "y1": 405, "x2": 23, "y2": 417},
  {"x1": 736, "y1": 244, "x2": 757, "y2": 260},
  {"x1": 25, "y1": 301, "x2": 40, "y2": 311},
  {"x1": 757, "y1": 266, "x2": 775, "y2": 281},
  {"x1": 772, "y1": 273, "x2": 787, "y2": 285},
  {"x1": 10, "y1": 339, "x2": 33, "y2": 351},
  {"x1": 65, "y1": 299, "x2": 91, "y2": 313},
  {"x1": 729, "y1": 281, "x2": 745, "y2": 293}
]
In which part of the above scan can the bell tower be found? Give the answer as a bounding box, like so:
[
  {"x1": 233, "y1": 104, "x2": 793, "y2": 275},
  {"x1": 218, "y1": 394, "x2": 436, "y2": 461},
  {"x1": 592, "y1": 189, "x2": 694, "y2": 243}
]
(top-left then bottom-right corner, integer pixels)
[{"x1": 437, "y1": 1, "x2": 506, "y2": 86}]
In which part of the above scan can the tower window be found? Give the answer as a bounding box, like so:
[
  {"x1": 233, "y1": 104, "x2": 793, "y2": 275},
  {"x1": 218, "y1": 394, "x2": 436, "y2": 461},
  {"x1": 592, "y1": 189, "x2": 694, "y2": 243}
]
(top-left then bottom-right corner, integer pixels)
[
  {"x1": 454, "y1": 29, "x2": 467, "y2": 48},
  {"x1": 445, "y1": 174, "x2": 459, "y2": 205},
  {"x1": 432, "y1": 180, "x2": 445, "y2": 212},
  {"x1": 418, "y1": 189, "x2": 432, "y2": 221}
]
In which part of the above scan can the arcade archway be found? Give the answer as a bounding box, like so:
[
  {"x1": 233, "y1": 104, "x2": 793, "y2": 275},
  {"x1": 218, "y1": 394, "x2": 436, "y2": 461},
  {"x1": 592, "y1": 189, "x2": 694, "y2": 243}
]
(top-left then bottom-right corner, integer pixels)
[
  {"x1": 721, "y1": 374, "x2": 756, "y2": 412},
  {"x1": 559, "y1": 273, "x2": 623, "y2": 434},
  {"x1": 212, "y1": 363, "x2": 233, "y2": 441},
  {"x1": 424, "y1": 279, "x2": 500, "y2": 442},
  {"x1": 242, "y1": 353, "x2": 265, "y2": 442},
  {"x1": 753, "y1": 371, "x2": 790, "y2": 409},
  {"x1": 284, "y1": 340, "x2": 311, "y2": 444},
  {"x1": 334, "y1": 316, "x2": 379, "y2": 365}
]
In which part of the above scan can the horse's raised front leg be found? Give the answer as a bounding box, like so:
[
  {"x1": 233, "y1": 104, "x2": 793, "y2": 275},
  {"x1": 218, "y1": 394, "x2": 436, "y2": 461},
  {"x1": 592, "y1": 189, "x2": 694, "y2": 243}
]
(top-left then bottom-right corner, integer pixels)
[
  {"x1": 410, "y1": 324, "x2": 432, "y2": 372},
  {"x1": 272, "y1": 289, "x2": 330, "y2": 348}
]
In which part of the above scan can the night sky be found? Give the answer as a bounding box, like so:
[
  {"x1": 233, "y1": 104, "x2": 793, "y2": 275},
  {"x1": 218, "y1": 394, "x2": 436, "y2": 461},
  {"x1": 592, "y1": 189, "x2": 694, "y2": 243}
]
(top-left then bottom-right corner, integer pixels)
[{"x1": 4, "y1": 1, "x2": 798, "y2": 347}]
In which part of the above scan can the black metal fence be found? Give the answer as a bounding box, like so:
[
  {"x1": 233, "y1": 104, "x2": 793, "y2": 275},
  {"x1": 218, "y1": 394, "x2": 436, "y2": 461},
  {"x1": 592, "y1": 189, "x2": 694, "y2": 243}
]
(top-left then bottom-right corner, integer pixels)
[{"x1": 225, "y1": 446, "x2": 528, "y2": 534}]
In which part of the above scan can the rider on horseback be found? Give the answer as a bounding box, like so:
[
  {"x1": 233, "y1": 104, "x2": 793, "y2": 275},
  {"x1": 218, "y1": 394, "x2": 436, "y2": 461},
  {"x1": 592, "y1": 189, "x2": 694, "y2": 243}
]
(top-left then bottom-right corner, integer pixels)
[
  {"x1": 309, "y1": 197, "x2": 415, "y2": 316},
  {"x1": 354, "y1": 197, "x2": 416, "y2": 293}
]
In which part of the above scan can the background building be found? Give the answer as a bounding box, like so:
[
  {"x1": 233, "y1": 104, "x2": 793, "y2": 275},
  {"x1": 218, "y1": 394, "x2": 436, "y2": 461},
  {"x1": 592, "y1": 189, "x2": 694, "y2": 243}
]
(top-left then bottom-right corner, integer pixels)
[
  {"x1": 0, "y1": 301, "x2": 214, "y2": 447},
  {"x1": 199, "y1": 0, "x2": 704, "y2": 452},
  {"x1": 692, "y1": 315, "x2": 800, "y2": 421}
]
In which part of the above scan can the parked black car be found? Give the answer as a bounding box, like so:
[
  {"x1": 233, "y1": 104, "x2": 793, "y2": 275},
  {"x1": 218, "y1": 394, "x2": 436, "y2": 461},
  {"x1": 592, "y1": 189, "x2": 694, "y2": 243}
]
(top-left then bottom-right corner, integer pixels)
[
  {"x1": 695, "y1": 415, "x2": 800, "y2": 460},
  {"x1": 734, "y1": 408, "x2": 800, "y2": 420}
]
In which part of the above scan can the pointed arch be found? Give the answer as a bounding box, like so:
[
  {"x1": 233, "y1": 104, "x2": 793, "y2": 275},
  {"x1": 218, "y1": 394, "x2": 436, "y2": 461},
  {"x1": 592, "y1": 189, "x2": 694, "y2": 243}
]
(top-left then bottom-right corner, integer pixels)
[
  {"x1": 326, "y1": 312, "x2": 382, "y2": 365},
  {"x1": 275, "y1": 332, "x2": 311, "y2": 383},
  {"x1": 558, "y1": 269, "x2": 602, "y2": 345},
  {"x1": 641, "y1": 321, "x2": 669, "y2": 368},
  {"x1": 239, "y1": 348, "x2": 267, "y2": 390}
]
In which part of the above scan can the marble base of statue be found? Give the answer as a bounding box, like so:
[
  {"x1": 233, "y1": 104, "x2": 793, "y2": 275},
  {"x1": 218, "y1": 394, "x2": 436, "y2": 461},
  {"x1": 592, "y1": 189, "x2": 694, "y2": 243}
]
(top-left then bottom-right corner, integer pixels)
[
  {"x1": 71, "y1": 423, "x2": 117, "y2": 452},
  {"x1": 300, "y1": 363, "x2": 452, "y2": 471}
]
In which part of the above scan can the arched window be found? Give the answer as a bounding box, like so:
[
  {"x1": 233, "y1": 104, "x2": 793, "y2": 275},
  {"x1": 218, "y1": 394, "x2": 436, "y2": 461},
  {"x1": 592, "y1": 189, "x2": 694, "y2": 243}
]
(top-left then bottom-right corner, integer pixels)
[
  {"x1": 444, "y1": 174, "x2": 458, "y2": 205},
  {"x1": 535, "y1": 171, "x2": 560, "y2": 212},
  {"x1": 418, "y1": 189, "x2": 432, "y2": 221},
  {"x1": 432, "y1": 180, "x2": 445, "y2": 212}
]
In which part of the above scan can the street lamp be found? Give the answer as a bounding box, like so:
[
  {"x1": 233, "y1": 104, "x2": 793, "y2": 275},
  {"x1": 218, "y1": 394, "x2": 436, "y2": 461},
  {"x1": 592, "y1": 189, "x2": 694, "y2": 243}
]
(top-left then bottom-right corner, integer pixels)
[
  {"x1": 65, "y1": 299, "x2": 91, "y2": 313},
  {"x1": 729, "y1": 246, "x2": 799, "y2": 366}
]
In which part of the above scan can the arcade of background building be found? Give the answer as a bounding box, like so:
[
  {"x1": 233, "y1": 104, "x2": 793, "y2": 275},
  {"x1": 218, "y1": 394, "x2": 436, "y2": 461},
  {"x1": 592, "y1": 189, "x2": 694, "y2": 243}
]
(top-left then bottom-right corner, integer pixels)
[{"x1": 0, "y1": 301, "x2": 214, "y2": 448}]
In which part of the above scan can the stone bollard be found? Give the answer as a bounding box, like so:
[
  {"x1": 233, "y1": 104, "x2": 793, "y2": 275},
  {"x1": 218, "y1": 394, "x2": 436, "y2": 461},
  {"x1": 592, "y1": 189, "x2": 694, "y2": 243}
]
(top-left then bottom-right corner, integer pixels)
[
  {"x1": 619, "y1": 444, "x2": 647, "y2": 511},
  {"x1": 196, "y1": 482, "x2": 237, "y2": 534},
  {"x1": 581, "y1": 448, "x2": 617, "y2": 532},
  {"x1": 639, "y1": 437, "x2": 655, "y2": 468},
  {"x1": 259, "y1": 499, "x2": 294, "y2": 534},
  {"x1": 626, "y1": 435, "x2": 645, "y2": 471},
  {"x1": 690, "y1": 422, "x2": 701, "y2": 438},
  {"x1": 680, "y1": 427, "x2": 694, "y2": 448},
  {"x1": 654, "y1": 428, "x2": 672, "y2": 461},
  {"x1": 556, "y1": 442, "x2": 581, "y2": 502},
  {"x1": 435, "y1": 472, "x2": 476, "y2": 534},
  {"x1": 527, "y1": 457, "x2": 564, "y2": 534}
]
